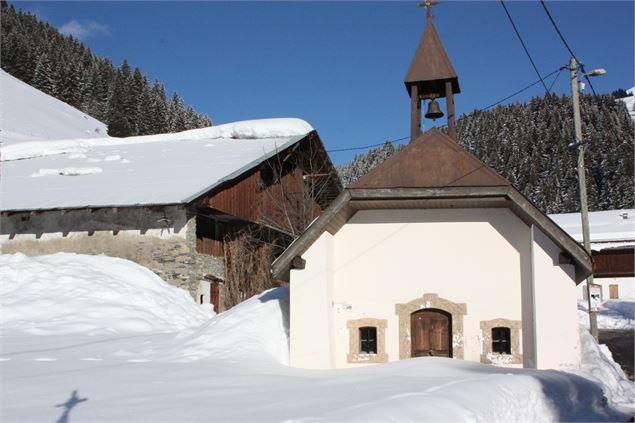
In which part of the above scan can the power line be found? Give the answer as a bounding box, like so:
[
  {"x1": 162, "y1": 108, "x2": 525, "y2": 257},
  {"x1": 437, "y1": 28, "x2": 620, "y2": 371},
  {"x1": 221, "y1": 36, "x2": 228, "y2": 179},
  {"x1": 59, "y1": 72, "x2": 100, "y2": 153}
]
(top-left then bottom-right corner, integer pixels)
[
  {"x1": 328, "y1": 66, "x2": 567, "y2": 156},
  {"x1": 500, "y1": 0, "x2": 550, "y2": 93},
  {"x1": 539, "y1": 0, "x2": 597, "y2": 96},
  {"x1": 481, "y1": 66, "x2": 564, "y2": 111},
  {"x1": 327, "y1": 136, "x2": 409, "y2": 153},
  {"x1": 547, "y1": 66, "x2": 564, "y2": 92}
]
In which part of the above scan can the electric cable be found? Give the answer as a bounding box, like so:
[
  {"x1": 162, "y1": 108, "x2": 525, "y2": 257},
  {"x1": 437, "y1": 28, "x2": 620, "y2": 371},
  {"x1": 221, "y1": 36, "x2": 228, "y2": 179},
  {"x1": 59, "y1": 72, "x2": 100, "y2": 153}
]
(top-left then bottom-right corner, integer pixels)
[
  {"x1": 481, "y1": 66, "x2": 564, "y2": 110},
  {"x1": 539, "y1": 0, "x2": 597, "y2": 95},
  {"x1": 500, "y1": 0, "x2": 550, "y2": 93},
  {"x1": 327, "y1": 66, "x2": 568, "y2": 154}
]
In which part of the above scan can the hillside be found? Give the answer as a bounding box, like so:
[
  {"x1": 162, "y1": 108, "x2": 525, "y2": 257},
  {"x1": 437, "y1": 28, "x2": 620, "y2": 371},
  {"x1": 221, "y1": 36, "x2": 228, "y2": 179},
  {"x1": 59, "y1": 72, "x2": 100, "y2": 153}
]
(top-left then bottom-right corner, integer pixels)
[
  {"x1": 338, "y1": 93, "x2": 634, "y2": 214},
  {"x1": 0, "y1": 69, "x2": 108, "y2": 145},
  {"x1": 0, "y1": 1, "x2": 211, "y2": 137}
]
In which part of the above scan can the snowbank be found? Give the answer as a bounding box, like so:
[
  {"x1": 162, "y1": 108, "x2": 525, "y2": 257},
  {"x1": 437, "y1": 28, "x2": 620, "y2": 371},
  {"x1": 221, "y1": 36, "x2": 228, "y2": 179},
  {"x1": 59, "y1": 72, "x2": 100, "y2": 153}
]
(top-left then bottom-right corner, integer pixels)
[
  {"x1": 0, "y1": 253, "x2": 289, "y2": 363},
  {"x1": 1, "y1": 118, "x2": 313, "y2": 161},
  {"x1": 0, "y1": 253, "x2": 212, "y2": 335},
  {"x1": 578, "y1": 299, "x2": 635, "y2": 330},
  {"x1": 1, "y1": 253, "x2": 632, "y2": 421},
  {"x1": 145, "y1": 288, "x2": 290, "y2": 364},
  {"x1": 574, "y1": 329, "x2": 635, "y2": 408}
]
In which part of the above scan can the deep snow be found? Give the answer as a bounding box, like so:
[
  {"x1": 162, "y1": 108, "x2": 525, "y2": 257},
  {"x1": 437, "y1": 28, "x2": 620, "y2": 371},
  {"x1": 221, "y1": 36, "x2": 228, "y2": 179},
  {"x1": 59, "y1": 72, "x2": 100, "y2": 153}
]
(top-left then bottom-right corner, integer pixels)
[
  {"x1": 579, "y1": 299, "x2": 635, "y2": 330},
  {"x1": 0, "y1": 69, "x2": 108, "y2": 145},
  {"x1": 1, "y1": 253, "x2": 633, "y2": 422}
]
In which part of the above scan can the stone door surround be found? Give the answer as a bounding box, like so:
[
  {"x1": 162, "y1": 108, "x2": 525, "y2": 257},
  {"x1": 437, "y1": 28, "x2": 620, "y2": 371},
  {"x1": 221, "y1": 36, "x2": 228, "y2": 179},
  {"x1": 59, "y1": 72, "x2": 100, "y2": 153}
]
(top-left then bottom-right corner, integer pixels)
[{"x1": 396, "y1": 293, "x2": 467, "y2": 360}]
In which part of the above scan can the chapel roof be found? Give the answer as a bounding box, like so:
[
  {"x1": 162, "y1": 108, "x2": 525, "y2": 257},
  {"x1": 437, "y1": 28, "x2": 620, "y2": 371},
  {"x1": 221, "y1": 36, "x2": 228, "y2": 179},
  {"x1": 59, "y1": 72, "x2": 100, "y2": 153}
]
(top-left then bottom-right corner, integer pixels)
[
  {"x1": 351, "y1": 129, "x2": 510, "y2": 189},
  {"x1": 272, "y1": 128, "x2": 593, "y2": 283}
]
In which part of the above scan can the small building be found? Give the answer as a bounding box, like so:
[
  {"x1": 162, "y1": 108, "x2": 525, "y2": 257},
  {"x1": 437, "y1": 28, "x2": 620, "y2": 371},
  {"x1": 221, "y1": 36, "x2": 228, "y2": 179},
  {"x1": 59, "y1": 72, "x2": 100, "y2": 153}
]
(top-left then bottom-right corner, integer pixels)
[
  {"x1": 550, "y1": 209, "x2": 635, "y2": 300},
  {"x1": 1, "y1": 118, "x2": 341, "y2": 311},
  {"x1": 272, "y1": 9, "x2": 592, "y2": 370}
]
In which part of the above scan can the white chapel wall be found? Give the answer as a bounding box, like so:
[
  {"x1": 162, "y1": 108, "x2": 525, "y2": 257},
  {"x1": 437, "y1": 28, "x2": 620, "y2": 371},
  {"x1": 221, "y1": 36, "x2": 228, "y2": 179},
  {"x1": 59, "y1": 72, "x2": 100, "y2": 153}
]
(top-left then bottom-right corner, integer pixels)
[
  {"x1": 289, "y1": 231, "x2": 335, "y2": 369},
  {"x1": 531, "y1": 227, "x2": 581, "y2": 369},
  {"x1": 291, "y1": 208, "x2": 537, "y2": 369}
]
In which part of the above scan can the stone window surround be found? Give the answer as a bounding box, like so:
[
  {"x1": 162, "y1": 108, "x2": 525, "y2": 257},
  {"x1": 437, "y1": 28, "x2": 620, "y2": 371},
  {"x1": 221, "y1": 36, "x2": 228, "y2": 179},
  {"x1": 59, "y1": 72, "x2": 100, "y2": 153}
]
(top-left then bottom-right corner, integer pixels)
[
  {"x1": 395, "y1": 293, "x2": 467, "y2": 360},
  {"x1": 347, "y1": 318, "x2": 388, "y2": 364},
  {"x1": 479, "y1": 318, "x2": 522, "y2": 365}
]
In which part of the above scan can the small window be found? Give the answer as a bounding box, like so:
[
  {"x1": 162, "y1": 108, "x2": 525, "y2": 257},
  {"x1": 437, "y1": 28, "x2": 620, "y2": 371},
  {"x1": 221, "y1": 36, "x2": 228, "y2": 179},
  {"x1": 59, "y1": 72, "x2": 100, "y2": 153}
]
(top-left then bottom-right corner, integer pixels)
[
  {"x1": 492, "y1": 327, "x2": 511, "y2": 354},
  {"x1": 359, "y1": 327, "x2": 377, "y2": 354}
]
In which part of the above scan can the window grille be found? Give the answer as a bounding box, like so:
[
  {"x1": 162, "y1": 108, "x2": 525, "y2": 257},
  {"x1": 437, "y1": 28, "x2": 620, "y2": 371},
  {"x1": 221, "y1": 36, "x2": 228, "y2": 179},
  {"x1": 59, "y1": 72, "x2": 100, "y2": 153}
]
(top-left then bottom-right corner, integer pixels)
[
  {"x1": 491, "y1": 327, "x2": 511, "y2": 354},
  {"x1": 359, "y1": 326, "x2": 377, "y2": 354}
]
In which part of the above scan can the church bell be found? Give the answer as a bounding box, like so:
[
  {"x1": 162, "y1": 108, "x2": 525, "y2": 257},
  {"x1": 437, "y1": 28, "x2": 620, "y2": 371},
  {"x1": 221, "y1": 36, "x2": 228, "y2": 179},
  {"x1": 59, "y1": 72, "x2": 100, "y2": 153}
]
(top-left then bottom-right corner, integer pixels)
[{"x1": 424, "y1": 99, "x2": 444, "y2": 120}]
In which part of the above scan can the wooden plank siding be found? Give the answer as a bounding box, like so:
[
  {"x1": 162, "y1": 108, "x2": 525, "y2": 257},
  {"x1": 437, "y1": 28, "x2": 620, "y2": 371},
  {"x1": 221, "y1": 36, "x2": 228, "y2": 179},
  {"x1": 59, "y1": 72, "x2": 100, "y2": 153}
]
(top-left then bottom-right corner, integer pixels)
[
  {"x1": 593, "y1": 248, "x2": 634, "y2": 278},
  {"x1": 195, "y1": 136, "x2": 341, "y2": 257}
]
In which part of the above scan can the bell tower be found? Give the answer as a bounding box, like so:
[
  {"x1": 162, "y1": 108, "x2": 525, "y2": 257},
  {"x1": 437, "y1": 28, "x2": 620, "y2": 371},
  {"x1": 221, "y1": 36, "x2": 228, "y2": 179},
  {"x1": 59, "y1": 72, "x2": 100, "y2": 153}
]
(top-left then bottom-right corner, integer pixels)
[{"x1": 405, "y1": 1, "x2": 461, "y2": 141}]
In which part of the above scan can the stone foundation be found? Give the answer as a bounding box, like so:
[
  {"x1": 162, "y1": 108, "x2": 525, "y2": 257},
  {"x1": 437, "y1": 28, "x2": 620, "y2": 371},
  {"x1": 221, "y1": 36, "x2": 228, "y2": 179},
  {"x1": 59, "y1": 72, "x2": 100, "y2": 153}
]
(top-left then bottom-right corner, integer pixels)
[{"x1": 1, "y1": 205, "x2": 224, "y2": 300}]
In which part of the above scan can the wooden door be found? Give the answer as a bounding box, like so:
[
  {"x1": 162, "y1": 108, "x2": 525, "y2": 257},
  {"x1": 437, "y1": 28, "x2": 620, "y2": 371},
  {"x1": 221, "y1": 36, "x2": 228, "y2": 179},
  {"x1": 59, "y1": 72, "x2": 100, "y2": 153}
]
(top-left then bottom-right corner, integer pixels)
[
  {"x1": 411, "y1": 309, "x2": 452, "y2": 358},
  {"x1": 609, "y1": 284, "x2": 619, "y2": 299}
]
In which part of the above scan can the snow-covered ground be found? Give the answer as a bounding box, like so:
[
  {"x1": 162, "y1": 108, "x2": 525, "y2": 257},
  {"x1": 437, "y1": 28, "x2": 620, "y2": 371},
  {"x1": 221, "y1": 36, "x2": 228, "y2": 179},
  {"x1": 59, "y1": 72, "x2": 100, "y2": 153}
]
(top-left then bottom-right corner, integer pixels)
[
  {"x1": 1, "y1": 253, "x2": 634, "y2": 422},
  {"x1": 0, "y1": 69, "x2": 108, "y2": 145},
  {"x1": 579, "y1": 299, "x2": 635, "y2": 330}
]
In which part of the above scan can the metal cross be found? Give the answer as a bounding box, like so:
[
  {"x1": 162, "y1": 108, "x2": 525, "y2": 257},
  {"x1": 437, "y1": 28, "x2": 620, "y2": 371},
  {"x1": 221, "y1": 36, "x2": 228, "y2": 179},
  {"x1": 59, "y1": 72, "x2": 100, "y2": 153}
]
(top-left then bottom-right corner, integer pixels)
[{"x1": 418, "y1": 0, "x2": 439, "y2": 19}]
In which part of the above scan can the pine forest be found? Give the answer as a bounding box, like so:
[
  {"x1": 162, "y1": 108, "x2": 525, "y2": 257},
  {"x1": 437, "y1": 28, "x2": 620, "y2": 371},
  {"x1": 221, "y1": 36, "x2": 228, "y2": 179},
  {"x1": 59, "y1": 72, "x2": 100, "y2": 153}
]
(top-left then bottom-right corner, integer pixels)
[
  {"x1": 338, "y1": 93, "x2": 634, "y2": 214},
  {"x1": 2, "y1": 1, "x2": 632, "y2": 215},
  {"x1": 1, "y1": 2, "x2": 212, "y2": 137}
]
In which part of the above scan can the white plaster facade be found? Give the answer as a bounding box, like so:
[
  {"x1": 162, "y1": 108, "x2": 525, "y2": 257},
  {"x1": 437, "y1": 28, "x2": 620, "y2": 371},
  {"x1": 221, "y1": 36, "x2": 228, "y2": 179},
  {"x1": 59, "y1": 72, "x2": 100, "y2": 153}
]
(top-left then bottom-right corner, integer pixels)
[{"x1": 289, "y1": 208, "x2": 581, "y2": 370}]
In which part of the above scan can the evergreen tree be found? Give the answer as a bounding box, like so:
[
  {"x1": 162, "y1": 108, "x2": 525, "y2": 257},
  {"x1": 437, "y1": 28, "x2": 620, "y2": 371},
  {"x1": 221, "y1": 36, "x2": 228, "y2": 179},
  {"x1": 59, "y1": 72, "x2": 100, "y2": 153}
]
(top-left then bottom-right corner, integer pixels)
[
  {"x1": 338, "y1": 93, "x2": 634, "y2": 214},
  {"x1": 1, "y1": 1, "x2": 213, "y2": 136}
]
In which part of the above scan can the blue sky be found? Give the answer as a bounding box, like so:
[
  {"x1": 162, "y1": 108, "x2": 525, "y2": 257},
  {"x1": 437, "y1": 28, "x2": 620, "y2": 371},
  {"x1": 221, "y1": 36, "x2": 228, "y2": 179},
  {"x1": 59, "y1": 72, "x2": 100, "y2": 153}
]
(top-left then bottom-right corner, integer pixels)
[{"x1": 18, "y1": 1, "x2": 635, "y2": 164}]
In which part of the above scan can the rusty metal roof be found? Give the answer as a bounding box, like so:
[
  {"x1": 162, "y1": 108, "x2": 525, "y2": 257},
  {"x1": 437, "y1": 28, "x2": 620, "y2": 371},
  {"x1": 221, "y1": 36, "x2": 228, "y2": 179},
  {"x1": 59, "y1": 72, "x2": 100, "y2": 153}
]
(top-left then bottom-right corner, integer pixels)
[
  {"x1": 351, "y1": 129, "x2": 510, "y2": 189},
  {"x1": 404, "y1": 16, "x2": 460, "y2": 97}
]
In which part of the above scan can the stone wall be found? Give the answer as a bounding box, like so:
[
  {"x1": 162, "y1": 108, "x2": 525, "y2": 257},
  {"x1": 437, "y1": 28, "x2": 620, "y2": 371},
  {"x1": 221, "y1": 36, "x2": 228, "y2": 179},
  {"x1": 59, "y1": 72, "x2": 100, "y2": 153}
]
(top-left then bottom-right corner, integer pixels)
[{"x1": 1, "y1": 205, "x2": 225, "y2": 300}]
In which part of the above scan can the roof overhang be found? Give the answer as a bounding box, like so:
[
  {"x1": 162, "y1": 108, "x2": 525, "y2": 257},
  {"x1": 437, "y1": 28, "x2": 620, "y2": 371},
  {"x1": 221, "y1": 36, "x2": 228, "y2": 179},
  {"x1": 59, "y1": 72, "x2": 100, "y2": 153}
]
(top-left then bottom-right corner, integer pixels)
[{"x1": 272, "y1": 186, "x2": 593, "y2": 283}]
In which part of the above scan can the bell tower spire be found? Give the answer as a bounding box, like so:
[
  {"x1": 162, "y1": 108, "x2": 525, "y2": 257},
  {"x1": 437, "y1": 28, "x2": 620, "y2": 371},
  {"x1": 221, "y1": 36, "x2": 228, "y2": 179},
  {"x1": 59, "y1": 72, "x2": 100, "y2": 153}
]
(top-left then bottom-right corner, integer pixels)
[{"x1": 405, "y1": 2, "x2": 461, "y2": 141}]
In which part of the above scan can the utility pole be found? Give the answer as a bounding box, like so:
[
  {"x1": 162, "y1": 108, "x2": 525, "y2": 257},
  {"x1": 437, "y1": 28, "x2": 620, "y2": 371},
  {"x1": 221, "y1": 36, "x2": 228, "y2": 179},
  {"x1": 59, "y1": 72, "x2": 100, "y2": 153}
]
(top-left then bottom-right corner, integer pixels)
[{"x1": 569, "y1": 56, "x2": 598, "y2": 341}]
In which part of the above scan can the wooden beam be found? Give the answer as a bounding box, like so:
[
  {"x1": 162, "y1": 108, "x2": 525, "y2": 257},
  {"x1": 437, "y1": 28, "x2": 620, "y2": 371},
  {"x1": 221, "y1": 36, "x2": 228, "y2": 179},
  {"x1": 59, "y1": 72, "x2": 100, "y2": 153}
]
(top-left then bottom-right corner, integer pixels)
[
  {"x1": 445, "y1": 81, "x2": 456, "y2": 140},
  {"x1": 410, "y1": 84, "x2": 421, "y2": 142},
  {"x1": 291, "y1": 255, "x2": 306, "y2": 270}
]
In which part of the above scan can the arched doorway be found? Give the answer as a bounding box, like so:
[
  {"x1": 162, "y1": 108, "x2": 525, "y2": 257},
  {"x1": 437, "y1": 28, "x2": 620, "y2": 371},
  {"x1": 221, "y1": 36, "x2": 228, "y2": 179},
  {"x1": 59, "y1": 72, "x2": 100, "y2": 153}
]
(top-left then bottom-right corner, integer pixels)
[{"x1": 410, "y1": 309, "x2": 452, "y2": 358}]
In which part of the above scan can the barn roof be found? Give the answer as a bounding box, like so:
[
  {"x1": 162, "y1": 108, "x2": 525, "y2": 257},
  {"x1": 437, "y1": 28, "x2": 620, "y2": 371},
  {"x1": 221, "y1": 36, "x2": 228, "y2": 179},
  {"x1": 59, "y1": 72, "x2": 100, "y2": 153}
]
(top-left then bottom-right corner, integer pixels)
[
  {"x1": 549, "y1": 209, "x2": 635, "y2": 250},
  {"x1": 0, "y1": 118, "x2": 317, "y2": 211},
  {"x1": 273, "y1": 129, "x2": 593, "y2": 283}
]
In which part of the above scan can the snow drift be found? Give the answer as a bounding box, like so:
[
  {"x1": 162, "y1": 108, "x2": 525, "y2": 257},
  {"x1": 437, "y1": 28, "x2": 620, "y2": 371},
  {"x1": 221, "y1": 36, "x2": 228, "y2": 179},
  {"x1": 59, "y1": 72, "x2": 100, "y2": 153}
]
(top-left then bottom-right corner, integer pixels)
[
  {"x1": 0, "y1": 253, "x2": 212, "y2": 335},
  {"x1": 1, "y1": 118, "x2": 313, "y2": 162},
  {"x1": 578, "y1": 299, "x2": 635, "y2": 330},
  {"x1": 1, "y1": 253, "x2": 633, "y2": 422}
]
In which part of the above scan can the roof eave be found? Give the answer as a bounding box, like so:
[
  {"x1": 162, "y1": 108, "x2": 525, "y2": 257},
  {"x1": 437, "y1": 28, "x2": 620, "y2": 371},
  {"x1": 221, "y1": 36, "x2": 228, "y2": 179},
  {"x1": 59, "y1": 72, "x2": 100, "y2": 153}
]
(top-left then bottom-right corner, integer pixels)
[{"x1": 272, "y1": 186, "x2": 592, "y2": 282}]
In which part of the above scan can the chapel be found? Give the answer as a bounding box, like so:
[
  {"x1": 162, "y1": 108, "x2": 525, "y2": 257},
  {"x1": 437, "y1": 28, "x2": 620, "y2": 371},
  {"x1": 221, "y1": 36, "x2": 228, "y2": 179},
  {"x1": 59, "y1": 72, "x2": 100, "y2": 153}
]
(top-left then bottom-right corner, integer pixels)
[{"x1": 272, "y1": 4, "x2": 592, "y2": 370}]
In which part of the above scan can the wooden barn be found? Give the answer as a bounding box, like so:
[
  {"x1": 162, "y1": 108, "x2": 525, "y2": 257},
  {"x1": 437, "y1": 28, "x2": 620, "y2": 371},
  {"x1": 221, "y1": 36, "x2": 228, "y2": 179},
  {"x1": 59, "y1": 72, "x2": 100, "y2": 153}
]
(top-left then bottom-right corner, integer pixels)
[{"x1": 0, "y1": 118, "x2": 341, "y2": 311}]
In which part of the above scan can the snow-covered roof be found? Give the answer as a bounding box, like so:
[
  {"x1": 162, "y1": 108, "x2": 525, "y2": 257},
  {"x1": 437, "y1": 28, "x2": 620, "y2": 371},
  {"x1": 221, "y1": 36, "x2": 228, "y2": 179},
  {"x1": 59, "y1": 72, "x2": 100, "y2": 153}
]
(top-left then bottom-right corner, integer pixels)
[
  {"x1": 549, "y1": 209, "x2": 635, "y2": 250},
  {"x1": 0, "y1": 118, "x2": 313, "y2": 211},
  {"x1": 0, "y1": 69, "x2": 108, "y2": 145}
]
